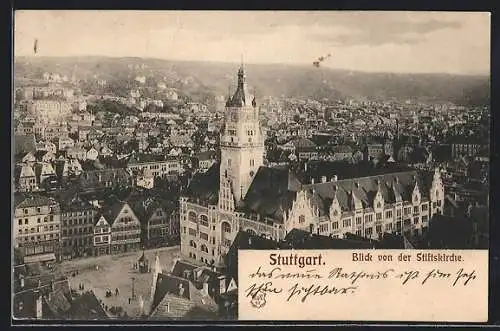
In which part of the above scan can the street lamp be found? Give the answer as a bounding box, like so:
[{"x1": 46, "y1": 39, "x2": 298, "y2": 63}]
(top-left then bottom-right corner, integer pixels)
[{"x1": 131, "y1": 277, "x2": 135, "y2": 299}]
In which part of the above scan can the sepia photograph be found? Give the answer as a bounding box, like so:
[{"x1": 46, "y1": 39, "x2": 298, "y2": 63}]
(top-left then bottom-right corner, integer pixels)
[{"x1": 12, "y1": 10, "x2": 490, "y2": 322}]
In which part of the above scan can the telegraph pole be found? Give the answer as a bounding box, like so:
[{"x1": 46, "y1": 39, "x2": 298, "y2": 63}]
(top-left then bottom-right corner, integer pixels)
[{"x1": 131, "y1": 277, "x2": 135, "y2": 299}]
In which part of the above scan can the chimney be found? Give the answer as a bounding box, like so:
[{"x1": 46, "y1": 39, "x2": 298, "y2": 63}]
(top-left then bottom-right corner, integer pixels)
[
  {"x1": 219, "y1": 276, "x2": 227, "y2": 294},
  {"x1": 331, "y1": 175, "x2": 338, "y2": 182},
  {"x1": 202, "y1": 282, "x2": 209, "y2": 296},
  {"x1": 178, "y1": 284, "x2": 185, "y2": 297},
  {"x1": 321, "y1": 176, "x2": 327, "y2": 183}
]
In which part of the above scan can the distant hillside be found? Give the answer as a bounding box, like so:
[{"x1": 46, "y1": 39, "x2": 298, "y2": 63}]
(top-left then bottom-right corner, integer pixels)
[{"x1": 14, "y1": 56, "x2": 490, "y2": 106}]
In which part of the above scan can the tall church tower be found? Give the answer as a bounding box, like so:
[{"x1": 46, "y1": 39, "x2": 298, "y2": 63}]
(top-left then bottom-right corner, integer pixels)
[{"x1": 219, "y1": 64, "x2": 264, "y2": 209}]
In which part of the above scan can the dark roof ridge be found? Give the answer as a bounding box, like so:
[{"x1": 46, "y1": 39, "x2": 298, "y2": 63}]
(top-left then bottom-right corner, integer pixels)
[{"x1": 302, "y1": 169, "x2": 418, "y2": 188}]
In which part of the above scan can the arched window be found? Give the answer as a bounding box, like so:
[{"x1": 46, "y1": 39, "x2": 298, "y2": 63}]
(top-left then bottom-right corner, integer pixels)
[
  {"x1": 435, "y1": 189, "x2": 439, "y2": 199},
  {"x1": 376, "y1": 202, "x2": 381, "y2": 209},
  {"x1": 332, "y1": 210, "x2": 338, "y2": 217},
  {"x1": 199, "y1": 215, "x2": 209, "y2": 227},
  {"x1": 188, "y1": 211, "x2": 197, "y2": 223},
  {"x1": 222, "y1": 222, "x2": 231, "y2": 233},
  {"x1": 298, "y1": 215, "x2": 305, "y2": 223},
  {"x1": 192, "y1": 253, "x2": 196, "y2": 260},
  {"x1": 201, "y1": 244, "x2": 209, "y2": 253},
  {"x1": 189, "y1": 240, "x2": 197, "y2": 248}
]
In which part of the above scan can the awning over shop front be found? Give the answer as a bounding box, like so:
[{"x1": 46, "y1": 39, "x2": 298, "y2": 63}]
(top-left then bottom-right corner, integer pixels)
[{"x1": 24, "y1": 253, "x2": 56, "y2": 264}]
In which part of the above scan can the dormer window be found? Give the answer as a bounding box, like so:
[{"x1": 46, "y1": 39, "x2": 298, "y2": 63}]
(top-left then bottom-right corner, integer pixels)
[
  {"x1": 298, "y1": 215, "x2": 305, "y2": 223},
  {"x1": 376, "y1": 202, "x2": 381, "y2": 209}
]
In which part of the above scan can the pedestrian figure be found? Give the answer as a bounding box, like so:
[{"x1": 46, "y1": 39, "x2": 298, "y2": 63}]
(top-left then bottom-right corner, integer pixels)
[
  {"x1": 115, "y1": 288, "x2": 119, "y2": 296},
  {"x1": 128, "y1": 297, "x2": 131, "y2": 304}
]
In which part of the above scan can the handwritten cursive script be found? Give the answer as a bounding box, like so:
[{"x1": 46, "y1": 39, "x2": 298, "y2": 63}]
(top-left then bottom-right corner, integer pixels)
[
  {"x1": 249, "y1": 266, "x2": 322, "y2": 280},
  {"x1": 245, "y1": 282, "x2": 283, "y2": 299},
  {"x1": 286, "y1": 283, "x2": 358, "y2": 302}
]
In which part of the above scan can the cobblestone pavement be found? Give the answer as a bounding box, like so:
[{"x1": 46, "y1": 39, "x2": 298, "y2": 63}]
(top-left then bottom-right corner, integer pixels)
[{"x1": 54, "y1": 246, "x2": 181, "y2": 318}]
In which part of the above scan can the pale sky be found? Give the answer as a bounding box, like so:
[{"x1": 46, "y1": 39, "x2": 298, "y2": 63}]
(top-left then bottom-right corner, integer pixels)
[{"x1": 14, "y1": 11, "x2": 491, "y2": 74}]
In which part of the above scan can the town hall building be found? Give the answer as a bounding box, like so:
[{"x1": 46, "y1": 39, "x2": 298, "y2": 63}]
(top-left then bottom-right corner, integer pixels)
[{"x1": 179, "y1": 66, "x2": 445, "y2": 267}]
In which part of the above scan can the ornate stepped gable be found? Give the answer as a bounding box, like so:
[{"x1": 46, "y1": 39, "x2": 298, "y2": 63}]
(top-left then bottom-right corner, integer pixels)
[
  {"x1": 300, "y1": 170, "x2": 432, "y2": 216},
  {"x1": 184, "y1": 158, "x2": 436, "y2": 226}
]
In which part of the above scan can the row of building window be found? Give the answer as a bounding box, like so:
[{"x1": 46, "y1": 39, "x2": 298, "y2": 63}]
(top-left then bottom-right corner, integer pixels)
[
  {"x1": 17, "y1": 215, "x2": 55, "y2": 225},
  {"x1": 22, "y1": 207, "x2": 55, "y2": 214},
  {"x1": 112, "y1": 234, "x2": 140, "y2": 241},
  {"x1": 18, "y1": 225, "x2": 59, "y2": 234},
  {"x1": 95, "y1": 236, "x2": 110, "y2": 243},
  {"x1": 114, "y1": 225, "x2": 140, "y2": 232},
  {"x1": 19, "y1": 233, "x2": 59, "y2": 242},
  {"x1": 325, "y1": 215, "x2": 429, "y2": 232},
  {"x1": 62, "y1": 217, "x2": 93, "y2": 226},
  {"x1": 62, "y1": 227, "x2": 93, "y2": 235},
  {"x1": 187, "y1": 212, "x2": 232, "y2": 233},
  {"x1": 63, "y1": 237, "x2": 93, "y2": 246},
  {"x1": 63, "y1": 210, "x2": 93, "y2": 217}
]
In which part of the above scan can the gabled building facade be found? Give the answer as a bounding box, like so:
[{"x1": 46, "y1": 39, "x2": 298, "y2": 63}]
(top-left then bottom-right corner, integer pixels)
[
  {"x1": 93, "y1": 214, "x2": 111, "y2": 256},
  {"x1": 103, "y1": 201, "x2": 141, "y2": 254}
]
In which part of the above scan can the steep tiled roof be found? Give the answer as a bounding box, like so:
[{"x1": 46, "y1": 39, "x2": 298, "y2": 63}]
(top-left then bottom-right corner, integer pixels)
[
  {"x1": 283, "y1": 229, "x2": 376, "y2": 249},
  {"x1": 127, "y1": 153, "x2": 178, "y2": 165},
  {"x1": 66, "y1": 291, "x2": 108, "y2": 320},
  {"x1": 240, "y1": 166, "x2": 302, "y2": 223},
  {"x1": 171, "y1": 260, "x2": 198, "y2": 279},
  {"x1": 225, "y1": 231, "x2": 280, "y2": 283},
  {"x1": 151, "y1": 273, "x2": 191, "y2": 313},
  {"x1": 101, "y1": 201, "x2": 127, "y2": 226},
  {"x1": 127, "y1": 196, "x2": 174, "y2": 225},
  {"x1": 303, "y1": 169, "x2": 433, "y2": 213},
  {"x1": 184, "y1": 163, "x2": 220, "y2": 205},
  {"x1": 292, "y1": 138, "x2": 317, "y2": 150},
  {"x1": 15, "y1": 195, "x2": 57, "y2": 209},
  {"x1": 78, "y1": 168, "x2": 133, "y2": 190},
  {"x1": 15, "y1": 134, "x2": 36, "y2": 155}
]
